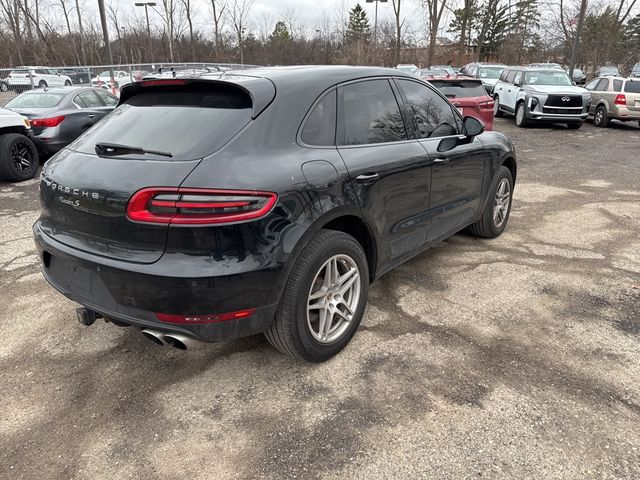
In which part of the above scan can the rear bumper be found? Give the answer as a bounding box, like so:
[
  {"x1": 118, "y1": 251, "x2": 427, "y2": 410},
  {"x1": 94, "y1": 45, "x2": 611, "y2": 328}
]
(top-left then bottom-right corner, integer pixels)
[
  {"x1": 609, "y1": 106, "x2": 640, "y2": 121},
  {"x1": 33, "y1": 223, "x2": 281, "y2": 342}
]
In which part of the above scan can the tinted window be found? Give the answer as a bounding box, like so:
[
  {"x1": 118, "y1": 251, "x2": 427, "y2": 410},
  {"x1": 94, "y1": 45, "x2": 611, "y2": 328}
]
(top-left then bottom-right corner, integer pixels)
[
  {"x1": 499, "y1": 70, "x2": 510, "y2": 82},
  {"x1": 71, "y1": 84, "x2": 253, "y2": 161},
  {"x1": 301, "y1": 90, "x2": 336, "y2": 146},
  {"x1": 624, "y1": 80, "x2": 640, "y2": 93},
  {"x1": 94, "y1": 89, "x2": 118, "y2": 106},
  {"x1": 397, "y1": 79, "x2": 458, "y2": 139},
  {"x1": 75, "y1": 90, "x2": 102, "y2": 108},
  {"x1": 5, "y1": 92, "x2": 65, "y2": 108},
  {"x1": 585, "y1": 78, "x2": 599, "y2": 90},
  {"x1": 594, "y1": 79, "x2": 609, "y2": 91},
  {"x1": 513, "y1": 72, "x2": 523, "y2": 85},
  {"x1": 430, "y1": 80, "x2": 487, "y2": 98},
  {"x1": 339, "y1": 80, "x2": 406, "y2": 145},
  {"x1": 506, "y1": 71, "x2": 517, "y2": 84},
  {"x1": 613, "y1": 79, "x2": 623, "y2": 92}
]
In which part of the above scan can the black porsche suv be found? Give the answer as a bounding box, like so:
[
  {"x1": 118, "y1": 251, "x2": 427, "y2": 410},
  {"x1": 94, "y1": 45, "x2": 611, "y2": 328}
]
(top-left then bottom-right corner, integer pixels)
[{"x1": 34, "y1": 66, "x2": 517, "y2": 362}]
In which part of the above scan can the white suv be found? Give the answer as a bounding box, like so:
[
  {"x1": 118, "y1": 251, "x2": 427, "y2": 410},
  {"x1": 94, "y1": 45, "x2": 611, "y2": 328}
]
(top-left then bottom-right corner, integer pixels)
[
  {"x1": 7, "y1": 67, "x2": 73, "y2": 90},
  {"x1": 0, "y1": 108, "x2": 39, "y2": 181},
  {"x1": 493, "y1": 67, "x2": 591, "y2": 129}
]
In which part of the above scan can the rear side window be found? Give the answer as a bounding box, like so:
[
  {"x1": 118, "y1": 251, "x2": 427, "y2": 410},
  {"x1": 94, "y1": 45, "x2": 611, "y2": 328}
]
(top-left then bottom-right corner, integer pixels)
[
  {"x1": 75, "y1": 90, "x2": 102, "y2": 108},
  {"x1": 71, "y1": 84, "x2": 253, "y2": 161},
  {"x1": 624, "y1": 81, "x2": 640, "y2": 93},
  {"x1": 301, "y1": 90, "x2": 336, "y2": 146},
  {"x1": 4, "y1": 92, "x2": 65, "y2": 108},
  {"x1": 397, "y1": 79, "x2": 458, "y2": 139},
  {"x1": 338, "y1": 79, "x2": 406, "y2": 145},
  {"x1": 430, "y1": 80, "x2": 487, "y2": 98},
  {"x1": 613, "y1": 80, "x2": 623, "y2": 92}
]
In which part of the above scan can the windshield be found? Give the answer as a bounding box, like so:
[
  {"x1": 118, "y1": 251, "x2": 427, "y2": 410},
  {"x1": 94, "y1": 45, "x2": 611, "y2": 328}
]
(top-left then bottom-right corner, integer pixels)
[
  {"x1": 573, "y1": 69, "x2": 584, "y2": 75},
  {"x1": 478, "y1": 67, "x2": 504, "y2": 79},
  {"x1": 397, "y1": 66, "x2": 418, "y2": 73},
  {"x1": 430, "y1": 80, "x2": 487, "y2": 98},
  {"x1": 71, "y1": 84, "x2": 253, "y2": 161},
  {"x1": 600, "y1": 67, "x2": 619, "y2": 74},
  {"x1": 5, "y1": 92, "x2": 65, "y2": 108},
  {"x1": 524, "y1": 71, "x2": 572, "y2": 86}
]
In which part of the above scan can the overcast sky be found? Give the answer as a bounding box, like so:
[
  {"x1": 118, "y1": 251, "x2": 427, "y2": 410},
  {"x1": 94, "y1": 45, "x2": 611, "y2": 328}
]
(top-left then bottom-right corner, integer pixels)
[{"x1": 117, "y1": 0, "x2": 437, "y2": 42}]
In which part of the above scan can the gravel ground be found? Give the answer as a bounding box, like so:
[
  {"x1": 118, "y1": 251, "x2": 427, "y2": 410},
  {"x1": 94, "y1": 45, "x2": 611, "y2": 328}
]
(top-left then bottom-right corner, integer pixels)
[{"x1": 0, "y1": 118, "x2": 639, "y2": 480}]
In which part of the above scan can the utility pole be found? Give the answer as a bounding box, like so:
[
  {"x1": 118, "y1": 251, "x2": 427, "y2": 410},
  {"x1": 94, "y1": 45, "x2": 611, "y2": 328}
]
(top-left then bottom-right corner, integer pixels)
[
  {"x1": 366, "y1": 0, "x2": 388, "y2": 44},
  {"x1": 568, "y1": 0, "x2": 587, "y2": 80},
  {"x1": 135, "y1": 2, "x2": 157, "y2": 64},
  {"x1": 97, "y1": 0, "x2": 114, "y2": 89}
]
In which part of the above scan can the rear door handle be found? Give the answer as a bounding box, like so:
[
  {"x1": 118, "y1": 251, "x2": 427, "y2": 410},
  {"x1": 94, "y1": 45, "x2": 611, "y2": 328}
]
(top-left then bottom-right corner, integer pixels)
[
  {"x1": 433, "y1": 158, "x2": 450, "y2": 165},
  {"x1": 87, "y1": 114, "x2": 95, "y2": 119},
  {"x1": 355, "y1": 173, "x2": 380, "y2": 184}
]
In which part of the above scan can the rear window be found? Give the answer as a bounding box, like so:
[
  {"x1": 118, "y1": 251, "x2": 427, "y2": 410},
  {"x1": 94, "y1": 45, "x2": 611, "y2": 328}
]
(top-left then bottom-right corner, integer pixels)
[
  {"x1": 430, "y1": 80, "x2": 487, "y2": 98},
  {"x1": 5, "y1": 92, "x2": 65, "y2": 108},
  {"x1": 71, "y1": 84, "x2": 253, "y2": 161},
  {"x1": 478, "y1": 67, "x2": 503, "y2": 79},
  {"x1": 624, "y1": 81, "x2": 640, "y2": 93}
]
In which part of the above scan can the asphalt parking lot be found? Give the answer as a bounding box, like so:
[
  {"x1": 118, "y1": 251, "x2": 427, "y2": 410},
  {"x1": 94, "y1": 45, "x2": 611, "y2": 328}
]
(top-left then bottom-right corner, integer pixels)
[{"x1": 1, "y1": 118, "x2": 639, "y2": 479}]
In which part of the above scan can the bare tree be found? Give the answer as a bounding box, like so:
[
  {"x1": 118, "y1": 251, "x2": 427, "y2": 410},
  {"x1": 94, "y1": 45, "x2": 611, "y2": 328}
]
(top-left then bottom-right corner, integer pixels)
[
  {"x1": 423, "y1": 0, "x2": 448, "y2": 66},
  {"x1": 181, "y1": 0, "x2": 195, "y2": 60},
  {"x1": 391, "y1": 0, "x2": 403, "y2": 65},
  {"x1": 60, "y1": 0, "x2": 81, "y2": 64},
  {"x1": 228, "y1": 0, "x2": 254, "y2": 64},
  {"x1": 210, "y1": 0, "x2": 227, "y2": 53}
]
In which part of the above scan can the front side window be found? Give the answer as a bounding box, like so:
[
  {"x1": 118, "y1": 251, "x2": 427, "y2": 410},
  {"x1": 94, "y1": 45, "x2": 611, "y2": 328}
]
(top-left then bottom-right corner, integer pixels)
[
  {"x1": 338, "y1": 80, "x2": 406, "y2": 145},
  {"x1": 397, "y1": 79, "x2": 458, "y2": 139},
  {"x1": 506, "y1": 71, "x2": 517, "y2": 84},
  {"x1": 594, "y1": 79, "x2": 609, "y2": 91},
  {"x1": 513, "y1": 72, "x2": 523, "y2": 85},
  {"x1": 585, "y1": 78, "x2": 599, "y2": 90},
  {"x1": 301, "y1": 90, "x2": 336, "y2": 146}
]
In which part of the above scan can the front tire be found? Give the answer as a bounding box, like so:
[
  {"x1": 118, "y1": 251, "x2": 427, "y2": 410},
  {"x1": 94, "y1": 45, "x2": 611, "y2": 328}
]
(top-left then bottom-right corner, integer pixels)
[
  {"x1": 515, "y1": 101, "x2": 528, "y2": 128},
  {"x1": 265, "y1": 230, "x2": 369, "y2": 362},
  {"x1": 64, "y1": 80, "x2": 72, "y2": 86},
  {"x1": 593, "y1": 105, "x2": 609, "y2": 127},
  {"x1": 0, "y1": 134, "x2": 39, "y2": 182},
  {"x1": 468, "y1": 166, "x2": 514, "y2": 238},
  {"x1": 0, "y1": 81, "x2": 7, "y2": 92},
  {"x1": 38, "y1": 80, "x2": 47, "y2": 88}
]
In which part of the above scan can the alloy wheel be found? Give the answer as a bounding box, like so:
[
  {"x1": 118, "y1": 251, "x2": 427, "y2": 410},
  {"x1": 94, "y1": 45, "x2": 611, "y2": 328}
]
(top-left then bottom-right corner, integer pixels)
[
  {"x1": 493, "y1": 99, "x2": 499, "y2": 116},
  {"x1": 307, "y1": 254, "x2": 361, "y2": 344},
  {"x1": 12, "y1": 141, "x2": 33, "y2": 173},
  {"x1": 594, "y1": 109, "x2": 603, "y2": 126},
  {"x1": 493, "y1": 178, "x2": 511, "y2": 228}
]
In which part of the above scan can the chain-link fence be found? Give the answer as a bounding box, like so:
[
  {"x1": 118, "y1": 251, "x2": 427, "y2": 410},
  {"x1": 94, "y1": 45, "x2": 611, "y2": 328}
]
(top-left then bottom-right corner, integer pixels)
[{"x1": 0, "y1": 63, "x2": 260, "y2": 106}]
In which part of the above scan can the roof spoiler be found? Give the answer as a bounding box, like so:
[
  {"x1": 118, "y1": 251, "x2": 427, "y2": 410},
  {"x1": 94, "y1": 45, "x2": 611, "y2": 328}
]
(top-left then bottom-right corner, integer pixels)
[{"x1": 118, "y1": 77, "x2": 276, "y2": 119}]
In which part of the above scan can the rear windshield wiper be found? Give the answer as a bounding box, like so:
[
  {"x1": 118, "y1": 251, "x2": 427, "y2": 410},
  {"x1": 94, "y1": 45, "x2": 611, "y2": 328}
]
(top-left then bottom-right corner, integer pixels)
[{"x1": 95, "y1": 142, "x2": 173, "y2": 158}]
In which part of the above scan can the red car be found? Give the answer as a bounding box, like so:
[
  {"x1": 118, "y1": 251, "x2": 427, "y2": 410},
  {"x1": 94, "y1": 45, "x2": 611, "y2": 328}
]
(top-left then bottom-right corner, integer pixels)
[{"x1": 428, "y1": 77, "x2": 495, "y2": 130}]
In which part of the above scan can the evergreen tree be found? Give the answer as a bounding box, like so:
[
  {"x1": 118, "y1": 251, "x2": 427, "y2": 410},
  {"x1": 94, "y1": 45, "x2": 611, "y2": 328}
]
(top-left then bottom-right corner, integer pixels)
[
  {"x1": 270, "y1": 21, "x2": 291, "y2": 43},
  {"x1": 346, "y1": 3, "x2": 371, "y2": 44}
]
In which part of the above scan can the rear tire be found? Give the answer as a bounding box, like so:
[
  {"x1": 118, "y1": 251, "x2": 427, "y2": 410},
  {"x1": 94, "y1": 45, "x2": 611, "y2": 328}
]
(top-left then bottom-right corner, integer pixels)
[
  {"x1": 0, "y1": 81, "x2": 7, "y2": 92},
  {"x1": 468, "y1": 166, "x2": 514, "y2": 238},
  {"x1": 493, "y1": 96, "x2": 503, "y2": 117},
  {"x1": 593, "y1": 105, "x2": 609, "y2": 127},
  {"x1": 38, "y1": 80, "x2": 47, "y2": 88},
  {"x1": 64, "y1": 80, "x2": 72, "y2": 86},
  {"x1": 265, "y1": 230, "x2": 369, "y2": 362},
  {"x1": 0, "y1": 133, "x2": 39, "y2": 182},
  {"x1": 515, "y1": 101, "x2": 528, "y2": 128}
]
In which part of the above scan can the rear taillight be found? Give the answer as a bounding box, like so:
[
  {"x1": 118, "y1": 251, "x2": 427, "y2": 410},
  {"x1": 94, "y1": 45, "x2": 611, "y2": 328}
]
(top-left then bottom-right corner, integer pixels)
[
  {"x1": 127, "y1": 187, "x2": 278, "y2": 225},
  {"x1": 478, "y1": 99, "x2": 494, "y2": 108},
  {"x1": 30, "y1": 115, "x2": 65, "y2": 127},
  {"x1": 155, "y1": 308, "x2": 256, "y2": 324},
  {"x1": 141, "y1": 79, "x2": 187, "y2": 87},
  {"x1": 614, "y1": 94, "x2": 627, "y2": 106}
]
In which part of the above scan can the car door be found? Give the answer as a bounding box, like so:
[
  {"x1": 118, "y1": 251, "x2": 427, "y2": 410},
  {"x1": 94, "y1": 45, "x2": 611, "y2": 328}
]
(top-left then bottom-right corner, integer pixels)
[
  {"x1": 592, "y1": 78, "x2": 609, "y2": 111},
  {"x1": 336, "y1": 78, "x2": 433, "y2": 266},
  {"x1": 494, "y1": 70, "x2": 513, "y2": 111},
  {"x1": 395, "y1": 78, "x2": 486, "y2": 242},
  {"x1": 61, "y1": 90, "x2": 104, "y2": 144}
]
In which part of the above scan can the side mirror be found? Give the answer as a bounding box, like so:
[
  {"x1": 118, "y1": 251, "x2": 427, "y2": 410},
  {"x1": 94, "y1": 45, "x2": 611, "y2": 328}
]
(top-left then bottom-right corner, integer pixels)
[
  {"x1": 514, "y1": 79, "x2": 522, "y2": 87},
  {"x1": 463, "y1": 116, "x2": 484, "y2": 137}
]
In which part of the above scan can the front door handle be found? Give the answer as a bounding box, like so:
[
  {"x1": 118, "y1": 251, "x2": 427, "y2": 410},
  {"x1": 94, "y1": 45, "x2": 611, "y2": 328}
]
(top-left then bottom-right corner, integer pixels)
[
  {"x1": 87, "y1": 114, "x2": 95, "y2": 119},
  {"x1": 433, "y1": 158, "x2": 450, "y2": 165},
  {"x1": 355, "y1": 173, "x2": 380, "y2": 184}
]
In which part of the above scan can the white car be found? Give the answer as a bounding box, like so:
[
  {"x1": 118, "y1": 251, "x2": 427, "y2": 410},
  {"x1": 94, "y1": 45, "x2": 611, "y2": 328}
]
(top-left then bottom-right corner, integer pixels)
[
  {"x1": 92, "y1": 70, "x2": 132, "y2": 89},
  {"x1": 0, "y1": 108, "x2": 39, "y2": 181},
  {"x1": 6, "y1": 67, "x2": 73, "y2": 90}
]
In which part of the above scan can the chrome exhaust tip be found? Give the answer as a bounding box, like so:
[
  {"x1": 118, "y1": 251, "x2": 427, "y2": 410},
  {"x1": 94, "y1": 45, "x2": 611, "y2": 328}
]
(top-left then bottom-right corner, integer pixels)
[
  {"x1": 162, "y1": 333, "x2": 198, "y2": 350},
  {"x1": 141, "y1": 329, "x2": 166, "y2": 346}
]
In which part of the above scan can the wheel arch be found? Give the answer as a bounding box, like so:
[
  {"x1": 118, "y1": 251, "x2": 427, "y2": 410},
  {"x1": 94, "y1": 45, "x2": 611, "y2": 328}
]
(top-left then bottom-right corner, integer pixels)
[{"x1": 500, "y1": 156, "x2": 517, "y2": 183}]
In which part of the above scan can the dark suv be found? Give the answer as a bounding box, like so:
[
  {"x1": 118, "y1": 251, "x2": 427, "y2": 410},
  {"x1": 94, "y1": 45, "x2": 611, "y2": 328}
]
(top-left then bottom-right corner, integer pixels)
[
  {"x1": 34, "y1": 66, "x2": 517, "y2": 362},
  {"x1": 493, "y1": 67, "x2": 591, "y2": 128}
]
